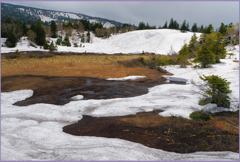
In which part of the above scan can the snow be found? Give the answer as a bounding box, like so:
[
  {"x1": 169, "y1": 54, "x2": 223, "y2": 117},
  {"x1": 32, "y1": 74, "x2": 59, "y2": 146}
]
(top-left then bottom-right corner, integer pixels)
[
  {"x1": 1, "y1": 87, "x2": 239, "y2": 160},
  {"x1": 71, "y1": 95, "x2": 84, "y2": 101},
  {"x1": 107, "y1": 76, "x2": 146, "y2": 81},
  {"x1": 1, "y1": 29, "x2": 201, "y2": 55},
  {"x1": 1, "y1": 29, "x2": 239, "y2": 161},
  {"x1": 103, "y1": 22, "x2": 115, "y2": 28},
  {"x1": 89, "y1": 19, "x2": 99, "y2": 24},
  {"x1": 39, "y1": 15, "x2": 57, "y2": 22},
  {"x1": 1, "y1": 37, "x2": 49, "y2": 53},
  {"x1": 18, "y1": 8, "x2": 25, "y2": 12},
  {"x1": 66, "y1": 13, "x2": 82, "y2": 20}
]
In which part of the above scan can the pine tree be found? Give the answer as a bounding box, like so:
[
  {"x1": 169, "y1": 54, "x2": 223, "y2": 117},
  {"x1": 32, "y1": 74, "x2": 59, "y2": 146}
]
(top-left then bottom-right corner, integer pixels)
[
  {"x1": 173, "y1": 20, "x2": 179, "y2": 29},
  {"x1": 191, "y1": 23, "x2": 198, "y2": 32},
  {"x1": 205, "y1": 24, "x2": 214, "y2": 34},
  {"x1": 188, "y1": 33, "x2": 199, "y2": 58},
  {"x1": 5, "y1": 32, "x2": 18, "y2": 47},
  {"x1": 81, "y1": 33, "x2": 85, "y2": 43},
  {"x1": 219, "y1": 23, "x2": 228, "y2": 35},
  {"x1": 177, "y1": 43, "x2": 189, "y2": 68},
  {"x1": 163, "y1": 21, "x2": 168, "y2": 28},
  {"x1": 180, "y1": 20, "x2": 187, "y2": 32},
  {"x1": 86, "y1": 31, "x2": 90, "y2": 43},
  {"x1": 138, "y1": 22, "x2": 146, "y2": 30},
  {"x1": 194, "y1": 42, "x2": 215, "y2": 68},
  {"x1": 212, "y1": 32, "x2": 227, "y2": 63},
  {"x1": 34, "y1": 19, "x2": 46, "y2": 46},
  {"x1": 51, "y1": 21, "x2": 57, "y2": 38},
  {"x1": 200, "y1": 75, "x2": 232, "y2": 108},
  {"x1": 22, "y1": 22, "x2": 28, "y2": 36},
  {"x1": 168, "y1": 18, "x2": 174, "y2": 29}
]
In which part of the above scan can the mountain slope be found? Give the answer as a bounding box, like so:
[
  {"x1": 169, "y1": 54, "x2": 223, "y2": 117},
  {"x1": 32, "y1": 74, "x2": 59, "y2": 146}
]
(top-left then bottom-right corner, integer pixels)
[{"x1": 1, "y1": 2, "x2": 122, "y2": 27}]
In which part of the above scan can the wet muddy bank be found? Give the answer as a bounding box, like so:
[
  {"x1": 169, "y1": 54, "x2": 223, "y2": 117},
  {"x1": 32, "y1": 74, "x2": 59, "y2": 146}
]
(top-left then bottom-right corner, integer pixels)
[
  {"x1": 63, "y1": 110, "x2": 239, "y2": 153},
  {"x1": 1, "y1": 75, "x2": 169, "y2": 106}
]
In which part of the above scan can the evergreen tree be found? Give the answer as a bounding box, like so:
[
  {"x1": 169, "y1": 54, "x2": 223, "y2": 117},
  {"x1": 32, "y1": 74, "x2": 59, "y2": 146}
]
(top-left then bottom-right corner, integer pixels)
[
  {"x1": 188, "y1": 33, "x2": 199, "y2": 58},
  {"x1": 22, "y1": 22, "x2": 28, "y2": 36},
  {"x1": 191, "y1": 23, "x2": 198, "y2": 32},
  {"x1": 186, "y1": 22, "x2": 190, "y2": 31},
  {"x1": 34, "y1": 19, "x2": 46, "y2": 46},
  {"x1": 5, "y1": 32, "x2": 18, "y2": 47},
  {"x1": 49, "y1": 41, "x2": 57, "y2": 51},
  {"x1": 168, "y1": 18, "x2": 174, "y2": 29},
  {"x1": 200, "y1": 75, "x2": 232, "y2": 108},
  {"x1": 177, "y1": 43, "x2": 189, "y2": 68},
  {"x1": 199, "y1": 25, "x2": 204, "y2": 32},
  {"x1": 194, "y1": 42, "x2": 215, "y2": 68},
  {"x1": 162, "y1": 21, "x2": 168, "y2": 28},
  {"x1": 219, "y1": 22, "x2": 228, "y2": 35},
  {"x1": 138, "y1": 21, "x2": 146, "y2": 30},
  {"x1": 173, "y1": 20, "x2": 179, "y2": 29},
  {"x1": 205, "y1": 24, "x2": 214, "y2": 34},
  {"x1": 30, "y1": 23, "x2": 35, "y2": 31},
  {"x1": 62, "y1": 34, "x2": 71, "y2": 46},
  {"x1": 212, "y1": 32, "x2": 227, "y2": 63},
  {"x1": 51, "y1": 21, "x2": 57, "y2": 38},
  {"x1": 81, "y1": 33, "x2": 85, "y2": 43},
  {"x1": 86, "y1": 31, "x2": 90, "y2": 43},
  {"x1": 180, "y1": 20, "x2": 187, "y2": 32}
]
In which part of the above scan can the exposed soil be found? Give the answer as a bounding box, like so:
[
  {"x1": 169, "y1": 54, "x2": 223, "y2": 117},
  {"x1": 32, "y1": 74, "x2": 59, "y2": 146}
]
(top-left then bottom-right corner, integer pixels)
[
  {"x1": 1, "y1": 75, "x2": 167, "y2": 106},
  {"x1": 63, "y1": 110, "x2": 239, "y2": 153}
]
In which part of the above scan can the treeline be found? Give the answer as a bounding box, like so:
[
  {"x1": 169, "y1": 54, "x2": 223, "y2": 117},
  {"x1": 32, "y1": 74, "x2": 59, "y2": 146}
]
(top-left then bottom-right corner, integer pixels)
[
  {"x1": 137, "y1": 18, "x2": 238, "y2": 36},
  {"x1": 176, "y1": 23, "x2": 239, "y2": 68},
  {"x1": 1, "y1": 17, "x2": 137, "y2": 48}
]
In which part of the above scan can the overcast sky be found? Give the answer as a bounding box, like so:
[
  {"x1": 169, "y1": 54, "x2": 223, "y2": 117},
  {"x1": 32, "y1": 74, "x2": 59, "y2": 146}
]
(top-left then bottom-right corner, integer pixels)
[{"x1": 3, "y1": 1, "x2": 239, "y2": 29}]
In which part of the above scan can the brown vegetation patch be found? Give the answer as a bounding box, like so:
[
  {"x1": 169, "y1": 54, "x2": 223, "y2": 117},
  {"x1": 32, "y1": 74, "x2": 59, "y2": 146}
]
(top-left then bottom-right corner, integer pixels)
[
  {"x1": 1, "y1": 52, "x2": 167, "y2": 80},
  {"x1": 63, "y1": 110, "x2": 239, "y2": 153}
]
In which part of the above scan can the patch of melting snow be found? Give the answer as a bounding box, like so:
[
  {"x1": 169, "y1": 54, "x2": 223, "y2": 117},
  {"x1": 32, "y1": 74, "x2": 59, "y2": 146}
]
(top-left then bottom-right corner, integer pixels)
[
  {"x1": 71, "y1": 95, "x2": 84, "y2": 101},
  {"x1": 107, "y1": 76, "x2": 146, "y2": 81}
]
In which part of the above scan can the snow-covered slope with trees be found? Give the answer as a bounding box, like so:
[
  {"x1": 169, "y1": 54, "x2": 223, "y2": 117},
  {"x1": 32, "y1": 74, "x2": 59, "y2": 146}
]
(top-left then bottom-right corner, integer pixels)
[
  {"x1": 1, "y1": 2, "x2": 120, "y2": 28},
  {"x1": 1, "y1": 29, "x2": 202, "y2": 54}
]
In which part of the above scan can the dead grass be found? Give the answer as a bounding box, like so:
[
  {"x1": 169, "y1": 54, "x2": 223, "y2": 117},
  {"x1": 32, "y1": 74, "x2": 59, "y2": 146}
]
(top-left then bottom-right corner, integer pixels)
[{"x1": 1, "y1": 54, "x2": 163, "y2": 79}]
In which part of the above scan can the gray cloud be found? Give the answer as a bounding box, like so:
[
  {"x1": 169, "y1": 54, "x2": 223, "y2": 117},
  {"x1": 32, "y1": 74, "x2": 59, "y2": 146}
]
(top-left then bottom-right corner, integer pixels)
[{"x1": 3, "y1": 1, "x2": 239, "y2": 28}]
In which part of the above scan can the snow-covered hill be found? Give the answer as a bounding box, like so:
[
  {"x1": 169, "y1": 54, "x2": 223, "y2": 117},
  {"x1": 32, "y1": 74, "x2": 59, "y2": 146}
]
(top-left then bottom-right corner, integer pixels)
[
  {"x1": 1, "y1": 2, "x2": 120, "y2": 28},
  {"x1": 1, "y1": 29, "x2": 202, "y2": 54}
]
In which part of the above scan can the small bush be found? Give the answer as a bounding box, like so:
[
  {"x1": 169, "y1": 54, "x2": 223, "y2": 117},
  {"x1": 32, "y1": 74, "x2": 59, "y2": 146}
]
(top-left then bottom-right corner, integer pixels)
[
  {"x1": 79, "y1": 44, "x2": 82, "y2": 47},
  {"x1": 43, "y1": 41, "x2": 49, "y2": 49},
  {"x1": 74, "y1": 43, "x2": 78, "y2": 47},
  {"x1": 189, "y1": 111, "x2": 213, "y2": 121},
  {"x1": 14, "y1": 49, "x2": 22, "y2": 58},
  {"x1": 49, "y1": 41, "x2": 57, "y2": 52},
  {"x1": 56, "y1": 38, "x2": 62, "y2": 45}
]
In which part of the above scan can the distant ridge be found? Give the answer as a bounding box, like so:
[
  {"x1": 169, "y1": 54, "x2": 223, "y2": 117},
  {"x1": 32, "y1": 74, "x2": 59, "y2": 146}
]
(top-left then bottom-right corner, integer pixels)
[{"x1": 1, "y1": 2, "x2": 123, "y2": 28}]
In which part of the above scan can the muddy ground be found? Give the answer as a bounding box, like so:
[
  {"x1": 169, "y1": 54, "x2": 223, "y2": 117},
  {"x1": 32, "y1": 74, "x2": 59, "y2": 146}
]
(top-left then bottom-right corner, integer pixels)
[
  {"x1": 63, "y1": 110, "x2": 239, "y2": 153},
  {"x1": 1, "y1": 75, "x2": 168, "y2": 106}
]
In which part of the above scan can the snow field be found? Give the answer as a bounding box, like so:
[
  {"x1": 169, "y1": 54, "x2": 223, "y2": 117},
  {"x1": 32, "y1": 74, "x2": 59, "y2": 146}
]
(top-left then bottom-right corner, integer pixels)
[{"x1": 1, "y1": 29, "x2": 202, "y2": 55}]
